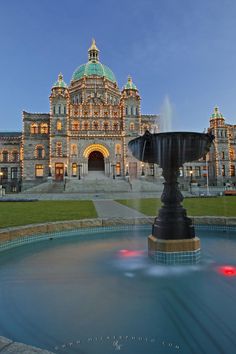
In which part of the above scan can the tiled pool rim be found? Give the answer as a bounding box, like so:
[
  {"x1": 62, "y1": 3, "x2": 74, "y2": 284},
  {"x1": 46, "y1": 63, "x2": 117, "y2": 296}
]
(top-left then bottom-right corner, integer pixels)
[{"x1": 0, "y1": 216, "x2": 236, "y2": 253}]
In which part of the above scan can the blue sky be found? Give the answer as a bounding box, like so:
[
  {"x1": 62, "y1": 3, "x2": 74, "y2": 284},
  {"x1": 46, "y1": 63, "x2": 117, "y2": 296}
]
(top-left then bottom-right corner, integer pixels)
[{"x1": 0, "y1": 0, "x2": 236, "y2": 131}]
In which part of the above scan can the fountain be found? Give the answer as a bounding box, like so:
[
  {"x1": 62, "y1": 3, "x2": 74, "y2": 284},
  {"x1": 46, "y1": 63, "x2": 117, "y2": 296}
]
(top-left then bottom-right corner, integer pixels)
[{"x1": 128, "y1": 130, "x2": 214, "y2": 264}]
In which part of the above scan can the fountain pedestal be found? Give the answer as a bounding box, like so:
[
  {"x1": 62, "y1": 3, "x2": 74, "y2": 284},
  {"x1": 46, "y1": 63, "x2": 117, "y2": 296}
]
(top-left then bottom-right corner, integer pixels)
[{"x1": 128, "y1": 130, "x2": 214, "y2": 264}]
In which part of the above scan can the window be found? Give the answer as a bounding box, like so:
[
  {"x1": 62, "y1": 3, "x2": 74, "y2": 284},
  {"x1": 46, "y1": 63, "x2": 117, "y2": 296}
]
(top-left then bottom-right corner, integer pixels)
[
  {"x1": 104, "y1": 122, "x2": 109, "y2": 130},
  {"x1": 30, "y1": 123, "x2": 38, "y2": 134},
  {"x1": 136, "y1": 107, "x2": 139, "y2": 115},
  {"x1": 71, "y1": 144, "x2": 77, "y2": 155},
  {"x1": 222, "y1": 151, "x2": 225, "y2": 160},
  {"x1": 2, "y1": 151, "x2": 8, "y2": 162},
  {"x1": 64, "y1": 106, "x2": 67, "y2": 114},
  {"x1": 72, "y1": 163, "x2": 77, "y2": 177},
  {"x1": 222, "y1": 165, "x2": 225, "y2": 177},
  {"x1": 195, "y1": 167, "x2": 201, "y2": 177},
  {"x1": 57, "y1": 120, "x2": 62, "y2": 131},
  {"x1": 40, "y1": 123, "x2": 48, "y2": 134},
  {"x1": 36, "y1": 146, "x2": 44, "y2": 159},
  {"x1": 115, "y1": 144, "x2": 121, "y2": 155},
  {"x1": 113, "y1": 122, "x2": 119, "y2": 131},
  {"x1": 35, "y1": 164, "x2": 44, "y2": 177},
  {"x1": 72, "y1": 121, "x2": 79, "y2": 131},
  {"x1": 83, "y1": 122, "x2": 89, "y2": 130},
  {"x1": 56, "y1": 142, "x2": 62, "y2": 157},
  {"x1": 230, "y1": 149, "x2": 235, "y2": 160},
  {"x1": 12, "y1": 151, "x2": 18, "y2": 162},
  {"x1": 58, "y1": 105, "x2": 61, "y2": 114},
  {"x1": 93, "y1": 121, "x2": 99, "y2": 130},
  {"x1": 53, "y1": 106, "x2": 56, "y2": 115},
  {"x1": 125, "y1": 107, "x2": 128, "y2": 115},
  {"x1": 1, "y1": 167, "x2": 8, "y2": 180},
  {"x1": 116, "y1": 162, "x2": 121, "y2": 176},
  {"x1": 130, "y1": 122, "x2": 135, "y2": 131},
  {"x1": 230, "y1": 165, "x2": 235, "y2": 177},
  {"x1": 11, "y1": 167, "x2": 18, "y2": 180}
]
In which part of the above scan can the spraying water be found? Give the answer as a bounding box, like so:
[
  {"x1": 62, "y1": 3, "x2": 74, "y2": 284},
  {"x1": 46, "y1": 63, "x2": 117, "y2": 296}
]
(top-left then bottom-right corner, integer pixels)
[{"x1": 160, "y1": 95, "x2": 173, "y2": 132}]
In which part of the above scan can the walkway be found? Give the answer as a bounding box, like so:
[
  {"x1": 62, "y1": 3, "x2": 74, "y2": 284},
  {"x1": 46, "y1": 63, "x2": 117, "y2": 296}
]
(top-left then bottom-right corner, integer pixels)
[{"x1": 93, "y1": 200, "x2": 146, "y2": 218}]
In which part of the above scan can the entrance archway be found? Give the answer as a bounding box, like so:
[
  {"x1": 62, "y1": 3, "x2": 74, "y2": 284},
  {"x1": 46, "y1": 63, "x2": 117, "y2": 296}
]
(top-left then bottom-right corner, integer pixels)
[{"x1": 88, "y1": 151, "x2": 104, "y2": 171}]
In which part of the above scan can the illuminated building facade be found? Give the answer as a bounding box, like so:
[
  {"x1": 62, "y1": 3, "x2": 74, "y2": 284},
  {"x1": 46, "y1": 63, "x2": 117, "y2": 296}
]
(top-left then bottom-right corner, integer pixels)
[{"x1": 0, "y1": 42, "x2": 235, "y2": 192}]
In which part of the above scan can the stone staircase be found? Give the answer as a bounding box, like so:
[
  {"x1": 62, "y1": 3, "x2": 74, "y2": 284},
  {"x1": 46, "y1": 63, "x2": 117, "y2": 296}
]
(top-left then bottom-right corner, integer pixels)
[
  {"x1": 65, "y1": 177, "x2": 131, "y2": 193},
  {"x1": 22, "y1": 181, "x2": 65, "y2": 194},
  {"x1": 130, "y1": 178, "x2": 164, "y2": 192}
]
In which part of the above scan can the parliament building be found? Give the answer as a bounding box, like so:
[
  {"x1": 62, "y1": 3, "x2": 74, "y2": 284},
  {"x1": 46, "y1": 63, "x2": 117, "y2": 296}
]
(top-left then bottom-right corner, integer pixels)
[{"x1": 0, "y1": 41, "x2": 236, "y2": 193}]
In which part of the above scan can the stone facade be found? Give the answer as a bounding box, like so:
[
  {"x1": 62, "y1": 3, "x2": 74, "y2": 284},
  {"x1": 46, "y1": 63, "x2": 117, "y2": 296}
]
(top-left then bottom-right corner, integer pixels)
[{"x1": 0, "y1": 42, "x2": 236, "y2": 192}]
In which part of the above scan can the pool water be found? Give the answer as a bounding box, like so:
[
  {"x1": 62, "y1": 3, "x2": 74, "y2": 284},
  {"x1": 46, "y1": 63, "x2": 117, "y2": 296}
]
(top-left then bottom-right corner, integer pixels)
[{"x1": 0, "y1": 227, "x2": 236, "y2": 354}]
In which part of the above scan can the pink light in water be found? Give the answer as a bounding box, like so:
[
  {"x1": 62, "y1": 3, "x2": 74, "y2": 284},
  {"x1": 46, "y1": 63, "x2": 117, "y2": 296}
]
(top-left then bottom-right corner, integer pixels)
[
  {"x1": 217, "y1": 266, "x2": 236, "y2": 277},
  {"x1": 119, "y1": 249, "x2": 144, "y2": 258}
]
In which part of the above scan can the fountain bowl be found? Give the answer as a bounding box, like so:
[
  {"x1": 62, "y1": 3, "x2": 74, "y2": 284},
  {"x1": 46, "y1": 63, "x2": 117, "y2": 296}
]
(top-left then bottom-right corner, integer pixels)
[{"x1": 128, "y1": 131, "x2": 214, "y2": 169}]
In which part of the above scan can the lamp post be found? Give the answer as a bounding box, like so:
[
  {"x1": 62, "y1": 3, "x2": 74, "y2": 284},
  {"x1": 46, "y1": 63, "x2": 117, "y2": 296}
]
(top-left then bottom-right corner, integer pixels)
[
  {"x1": 0, "y1": 171, "x2": 3, "y2": 197},
  {"x1": 111, "y1": 164, "x2": 116, "y2": 179},
  {"x1": 141, "y1": 163, "x2": 145, "y2": 176},
  {"x1": 78, "y1": 164, "x2": 82, "y2": 180},
  {"x1": 125, "y1": 163, "x2": 129, "y2": 176},
  {"x1": 65, "y1": 165, "x2": 68, "y2": 177},
  {"x1": 48, "y1": 164, "x2": 52, "y2": 177},
  {"x1": 189, "y1": 169, "x2": 193, "y2": 194}
]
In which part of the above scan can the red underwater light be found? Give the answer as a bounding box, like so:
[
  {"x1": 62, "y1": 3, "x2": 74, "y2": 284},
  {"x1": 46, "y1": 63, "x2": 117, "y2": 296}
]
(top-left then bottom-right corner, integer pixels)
[
  {"x1": 119, "y1": 249, "x2": 144, "y2": 258},
  {"x1": 217, "y1": 266, "x2": 236, "y2": 277}
]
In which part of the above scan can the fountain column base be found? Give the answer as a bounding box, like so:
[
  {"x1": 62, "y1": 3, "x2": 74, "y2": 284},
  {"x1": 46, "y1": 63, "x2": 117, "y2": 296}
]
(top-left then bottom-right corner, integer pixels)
[{"x1": 148, "y1": 235, "x2": 201, "y2": 264}]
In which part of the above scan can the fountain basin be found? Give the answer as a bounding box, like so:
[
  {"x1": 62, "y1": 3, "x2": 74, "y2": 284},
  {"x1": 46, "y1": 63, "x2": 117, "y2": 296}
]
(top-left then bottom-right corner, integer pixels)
[{"x1": 0, "y1": 225, "x2": 236, "y2": 354}]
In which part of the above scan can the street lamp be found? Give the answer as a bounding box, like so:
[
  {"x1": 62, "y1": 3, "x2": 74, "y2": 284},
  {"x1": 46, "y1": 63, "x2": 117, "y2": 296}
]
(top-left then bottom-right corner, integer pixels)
[
  {"x1": 48, "y1": 164, "x2": 52, "y2": 177},
  {"x1": 189, "y1": 169, "x2": 193, "y2": 194},
  {"x1": 78, "y1": 164, "x2": 82, "y2": 180},
  {"x1": 64, "y1": 165, "x2": 68, "y2": 177},
  {"x1": 125, "y1": 163, "x2": 129, "y2": 176},
  {"x1": 0, "y1": 171, "x2": 3, "y2": 197},
  {"x1": 141, "y1": 163, "x2": 145, "y2": 176},
  {"x1": 111, "y1": 164, "x2": 116, "y2": 179}
]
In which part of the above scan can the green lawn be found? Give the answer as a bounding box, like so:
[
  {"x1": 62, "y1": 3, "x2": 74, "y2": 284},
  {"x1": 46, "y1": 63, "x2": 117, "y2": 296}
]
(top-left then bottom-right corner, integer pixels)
[
  {"x1": 117, "y1": 197, "x2": 236, "y2": 217},
  {"x1": 0, "y1": 201, "x2": 97, "y2": 228}
]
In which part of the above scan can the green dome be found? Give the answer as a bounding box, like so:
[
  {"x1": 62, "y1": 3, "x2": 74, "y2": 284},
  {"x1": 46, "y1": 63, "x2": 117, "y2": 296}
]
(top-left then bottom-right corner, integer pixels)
[
  {"x1": 123, "y1": 76, "x2": 137, "y2": 90},
  {"x1": 71, "y1": 62, "x2": 117, "y2": 83},
  {"x1": 53, "y1": 73, "x2": 67, "y2": 88}
]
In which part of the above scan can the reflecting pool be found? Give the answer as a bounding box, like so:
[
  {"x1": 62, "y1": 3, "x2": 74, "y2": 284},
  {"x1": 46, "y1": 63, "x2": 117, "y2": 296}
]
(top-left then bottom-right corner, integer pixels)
[{"x1": 0, "y1": 226, "x2": 236, "y2": 354}]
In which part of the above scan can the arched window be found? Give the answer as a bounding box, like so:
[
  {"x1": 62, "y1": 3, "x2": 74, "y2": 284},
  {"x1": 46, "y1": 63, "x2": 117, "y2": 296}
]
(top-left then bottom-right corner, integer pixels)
[
  {"x1": 113, "y1": 122, "x2": 119, "y2": 130},
  {"x1": 64, "y1": 106, "x2": 67, "y2": 115},
  {"x1": 57, "y1": 120, "x2": 62, "y2": 131},
  {"x1": 130, "y1": 122, "x2": 135, "y2": 131},
  {"x1": 12, "y1": 150, "x2": 18, "y2": 162},
  {"x1": 93, "y1": 121, "x2": 99, "y2": 130},
  {"x1": 71, "y1": 144, "x2": 77, "y2": 156},
  {"x1": 40, "y1": 123, "x2": 48, "y2": 134},
  {"x1": 115, "y1": 144, "x2": 121, "y2": 155},
  {"x1": 83, "y1": 121, "x2": 89, "y2": 130},
  {"x1": 30, "y1": 123, "x2": 38, "y2": 134},
  {"x1": 2, "y1": 150, "x2": 8, "y2": 162},
  {"x1": 35, "y1": 145, "x2": 45, "y2": 159},
  {"x1": 125, "y1": 107, "x2": 128, "y2": 115},
  {"x1": 72, "y1": 120, "x2": 79, "y2": 131},
  {"x1": 53, "y1": 106, "x2": 56, "y2": 115},
  {"x1": 58, "y1": 105, "x2": 61, "y2": 114},
  {"x1": 56, "y1": 142, "x2": 62, "y2": 157},
  {"x1": 104, "y1": 121, "x2": 109, "y2": 130}
]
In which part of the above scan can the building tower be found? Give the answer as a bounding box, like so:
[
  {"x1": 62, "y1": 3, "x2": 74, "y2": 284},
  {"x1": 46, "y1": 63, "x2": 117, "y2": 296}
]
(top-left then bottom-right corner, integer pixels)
[{"x1": 49, "y1": 73, "x2": 69, "y2": 180}]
